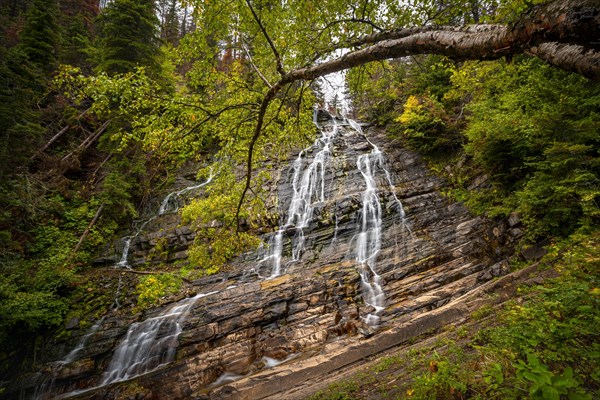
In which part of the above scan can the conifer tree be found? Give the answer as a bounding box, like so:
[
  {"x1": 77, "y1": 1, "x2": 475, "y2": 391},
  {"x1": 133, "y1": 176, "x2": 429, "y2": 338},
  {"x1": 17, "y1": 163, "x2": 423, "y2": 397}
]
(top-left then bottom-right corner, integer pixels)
[
  {"x1": 59, "y1": 0, "x2": 99, "y2": 69},
  {"x1": 161, "y1": 0, "x2": 180, "y2": 45},
  {"x1": 18, "y1": 0, "x2": 60, "y2": 72},
  {"x1": 95, "y1": 0, "x2": 162, "y2": 76}
]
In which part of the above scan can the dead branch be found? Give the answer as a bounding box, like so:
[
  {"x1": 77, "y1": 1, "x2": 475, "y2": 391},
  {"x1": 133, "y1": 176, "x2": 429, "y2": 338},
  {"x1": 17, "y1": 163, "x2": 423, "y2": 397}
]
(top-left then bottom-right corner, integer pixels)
[
  {"x1": 72, "y1": 202, "x2": 105, "y2": 254},
  {"x1": 244, "y1": 0, "x2": 286, "y2": 76}
]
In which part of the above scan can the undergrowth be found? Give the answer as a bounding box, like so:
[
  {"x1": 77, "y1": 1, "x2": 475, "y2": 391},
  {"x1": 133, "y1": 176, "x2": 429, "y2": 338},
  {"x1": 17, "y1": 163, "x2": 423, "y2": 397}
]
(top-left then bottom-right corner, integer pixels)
[{"x1": 308, "y1": 231, "x2": 599, "y2": 399}]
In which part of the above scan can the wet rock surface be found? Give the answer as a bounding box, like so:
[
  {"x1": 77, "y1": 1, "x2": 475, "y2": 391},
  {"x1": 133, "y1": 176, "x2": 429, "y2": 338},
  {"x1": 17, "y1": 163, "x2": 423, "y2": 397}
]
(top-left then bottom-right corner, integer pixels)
[{"x1": 7, "y1": 124, "x2": 522, "y2": 400}]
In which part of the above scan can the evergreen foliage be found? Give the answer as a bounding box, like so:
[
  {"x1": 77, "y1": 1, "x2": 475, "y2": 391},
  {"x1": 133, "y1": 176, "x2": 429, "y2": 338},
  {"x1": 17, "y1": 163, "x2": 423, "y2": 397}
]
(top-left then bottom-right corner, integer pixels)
[
  {"x1": 18, "y1": 0, "x2": 60, "y2": 72},
  {"x1": 94, "y1": 0, "x2": 162, "y2": 76},
  {"x1": 0, "y1": 0, "x2": 598, "y2": 391},
  {"x1": 50, "y1": 0, "x2": 98, "y2": 69},
  {"x1": 0, "y1": 47, "x2": 44, "y2": 180}
]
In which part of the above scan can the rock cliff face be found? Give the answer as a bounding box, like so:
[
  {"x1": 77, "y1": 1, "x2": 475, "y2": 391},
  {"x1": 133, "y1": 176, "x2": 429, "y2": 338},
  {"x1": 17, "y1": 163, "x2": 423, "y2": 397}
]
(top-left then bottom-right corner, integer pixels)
[{"x1": 8, "y1": 119, "x2": 521, "y2": 400}]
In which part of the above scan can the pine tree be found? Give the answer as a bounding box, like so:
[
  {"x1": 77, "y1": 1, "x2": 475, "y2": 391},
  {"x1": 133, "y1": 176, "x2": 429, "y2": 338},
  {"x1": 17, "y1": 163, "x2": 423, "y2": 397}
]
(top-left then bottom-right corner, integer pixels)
[
  {"x1": 95, "y1": 0, "x2": 162, "y2": 76},
  {"x1": 0, "y1": 47, "x2": 43, "y2": 181},
  {"x1": 161, "y1": 0, "x2": 180, "y2": 45},
  {"x1": 18, "y1": 0, "x2": 60, "y2": 72},
  {"x1": 59, "y1": 0, "x2": 99, "y2": 69}
]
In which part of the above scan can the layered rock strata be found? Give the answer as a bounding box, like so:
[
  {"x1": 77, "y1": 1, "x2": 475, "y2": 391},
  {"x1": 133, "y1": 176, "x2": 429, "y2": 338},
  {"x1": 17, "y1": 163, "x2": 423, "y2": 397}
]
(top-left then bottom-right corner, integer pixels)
[{"x1": 7, "y1": 122, "x2": 520, "y2": 400}]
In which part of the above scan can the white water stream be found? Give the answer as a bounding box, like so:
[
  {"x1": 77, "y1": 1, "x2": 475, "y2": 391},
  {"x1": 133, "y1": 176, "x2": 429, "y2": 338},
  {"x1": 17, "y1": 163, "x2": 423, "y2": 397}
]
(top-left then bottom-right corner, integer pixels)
[
  {"x1": 258, "y1": 117, "x2": 339, "y2": 277},
  {"x1": 115, "y1": 173, "x2": 213, "y2": 268},
  {"x1": 351, "y1": 121, "x2": 408, "y2": 326},
  {"x1": 158, "y1": 173, "x2": 213, "y2": 215},
  {"x1": 101, "y1": 291, "x2": 217, "y2": 385}
]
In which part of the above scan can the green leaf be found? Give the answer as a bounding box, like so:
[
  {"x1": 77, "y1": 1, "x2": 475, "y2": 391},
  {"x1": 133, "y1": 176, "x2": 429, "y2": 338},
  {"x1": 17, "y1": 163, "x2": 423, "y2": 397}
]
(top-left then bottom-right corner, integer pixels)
[
  {"x1": 542, "y1": 385, "x2": 560, "y2": 400},
  {"x1": 568, "y1": 393, "x2": 593, "y2": 400}
]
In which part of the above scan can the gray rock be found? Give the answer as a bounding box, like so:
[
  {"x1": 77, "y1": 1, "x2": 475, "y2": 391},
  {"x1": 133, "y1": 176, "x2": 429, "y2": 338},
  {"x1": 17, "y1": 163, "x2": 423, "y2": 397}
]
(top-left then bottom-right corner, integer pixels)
[
  {"x1": 508, "y1": 212, "x2": 521, "y2": 227},
  {"x1": 65, "y1": 317, "x2": 79, "y2": 330},
  {"x1": 521, "y1": 245, "x2": 547, "y2": 261},
  {"x1": 456, "y1": 218, "x2": 482, "y2": 236}
]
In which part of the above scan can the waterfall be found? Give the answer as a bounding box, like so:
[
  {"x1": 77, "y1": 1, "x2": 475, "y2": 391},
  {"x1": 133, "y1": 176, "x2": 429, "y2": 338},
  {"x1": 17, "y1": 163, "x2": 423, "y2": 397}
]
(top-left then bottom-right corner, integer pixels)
[
  {"x1": 101, "y1": 291, "x2": 217, "y2": 385},
  {"x1": 256, "y1": 113, "x2": 407, "y2": 325},
  {"x1": 33, "y1": 274, "x2": 124, "y2": 400},
  {"x1": 158, "y1": 172, "x2": 214, "y2": 215},
  {"x1": 115, "y1": 173, "x2": 213, "y2": 268},
  {"x1": 257, "y1": 113, "x2": 408, "y2": 325},
  {"x1": 258, "y1": 118, "x2": 339, "y2": 277},
  {"x1": 355, "y1": 149, "x2": 386, "y2": 326},
  {"x1": 351, "y1": 119, "x2": 408, "y2": 326},
  {"x1": 34, "y1": 174, "x2": 216, "y2": 399}
]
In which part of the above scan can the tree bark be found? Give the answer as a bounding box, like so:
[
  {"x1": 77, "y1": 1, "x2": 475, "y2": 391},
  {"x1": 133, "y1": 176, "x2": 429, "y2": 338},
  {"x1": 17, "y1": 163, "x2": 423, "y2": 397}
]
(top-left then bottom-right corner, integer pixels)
[
  {"x1": 236, "y1": 0, "x2": 600, "y2": 220},
  {"x1": 287, "y1": 0, "x2": 600, "y2": 81},
  {"x1": 30, "y1": 125, "x2": 71, "y2": 161}
]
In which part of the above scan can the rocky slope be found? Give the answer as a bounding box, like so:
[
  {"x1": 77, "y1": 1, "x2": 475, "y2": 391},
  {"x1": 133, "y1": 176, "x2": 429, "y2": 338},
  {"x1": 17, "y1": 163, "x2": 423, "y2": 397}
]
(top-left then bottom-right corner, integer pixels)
[{"x1": 6, "y1": 118, "x2": 523, "y2": 399}]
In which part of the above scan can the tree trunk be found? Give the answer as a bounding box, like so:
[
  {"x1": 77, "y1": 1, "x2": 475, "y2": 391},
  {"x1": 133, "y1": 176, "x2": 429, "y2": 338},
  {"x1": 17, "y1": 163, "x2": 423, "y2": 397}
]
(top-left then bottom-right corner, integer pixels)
[{"x1": 72, "y1": 202, "x2": 105, "y2": 254}]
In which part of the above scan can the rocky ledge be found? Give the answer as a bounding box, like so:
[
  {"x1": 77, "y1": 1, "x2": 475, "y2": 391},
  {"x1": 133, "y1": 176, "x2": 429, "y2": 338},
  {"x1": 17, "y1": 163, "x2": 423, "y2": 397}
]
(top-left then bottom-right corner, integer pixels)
[{"x1": 6, "y1": 123, "x2": 524, "y2": 400}]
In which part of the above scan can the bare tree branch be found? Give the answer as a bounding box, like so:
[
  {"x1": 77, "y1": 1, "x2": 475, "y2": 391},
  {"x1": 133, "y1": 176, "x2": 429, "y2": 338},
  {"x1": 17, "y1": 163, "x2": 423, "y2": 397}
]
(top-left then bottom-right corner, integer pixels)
[
  {"x1": 72, "y1": 202, "x2": 105, "y2": 255},
  {"x1": 245, "y1": 0, "x2": 286, "y2": 76},
  {"x1": 241, "y1": 41, "x2": 273, "y2": 88}
]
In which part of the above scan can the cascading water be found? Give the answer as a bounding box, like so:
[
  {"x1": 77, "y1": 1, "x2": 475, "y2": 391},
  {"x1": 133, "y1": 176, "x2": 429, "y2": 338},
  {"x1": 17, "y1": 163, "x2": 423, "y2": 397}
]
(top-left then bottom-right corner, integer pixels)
[
  {"x1": 158, "y1": 173, "x2": 214, "y2": 215},
  {"x1": 258, "y1": 112, "x2": 408, "y2": 325},
  {"x1": 115, "y1": 174, "x2": 213, "y2": 268},
  {"x1": 351, "y1": 120, "x2": 408, "y2": 326},
  {"x1": 101, "y1": 291, "x2": 217, "y2": 385},
  {"x1": 355, "y1": 150, "x2": 387, "y2": 326},
  {"x1": 34, "y1": 112, "x2": 410, "y2": 399},
  {"x1": 33, "y1": 275, "x2": 124, "y2": 400},
  {"x1": 34, "y1": 175, "x2": 216, "y2": 399},
  {"x1": 258, "y1": 118, "x2": 339, "y2": 277},
  {"x1": 116, "y1": 220, "x2": 150, "y2": 269}
]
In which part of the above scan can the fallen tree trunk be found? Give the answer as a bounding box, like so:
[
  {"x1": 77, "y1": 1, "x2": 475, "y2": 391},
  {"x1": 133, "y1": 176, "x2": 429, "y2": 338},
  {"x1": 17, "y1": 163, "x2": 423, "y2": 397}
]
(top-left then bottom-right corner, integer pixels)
[{"x1": 72, "y1": 202, "x2": 105, "y2": 254}]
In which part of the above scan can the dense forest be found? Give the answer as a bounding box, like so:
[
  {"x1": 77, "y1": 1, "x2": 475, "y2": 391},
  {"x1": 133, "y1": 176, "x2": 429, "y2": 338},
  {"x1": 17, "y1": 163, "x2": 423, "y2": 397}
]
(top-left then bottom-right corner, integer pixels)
[{"x1": 0, "y1": 0, "x2": 598, "y2": 398}]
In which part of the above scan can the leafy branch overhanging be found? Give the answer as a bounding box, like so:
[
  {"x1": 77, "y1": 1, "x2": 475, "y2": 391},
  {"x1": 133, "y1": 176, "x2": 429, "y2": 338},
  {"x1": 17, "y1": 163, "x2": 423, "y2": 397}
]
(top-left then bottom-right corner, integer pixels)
[{"x1": 235, "y1": 0, "x2": 600, "y2": 225}]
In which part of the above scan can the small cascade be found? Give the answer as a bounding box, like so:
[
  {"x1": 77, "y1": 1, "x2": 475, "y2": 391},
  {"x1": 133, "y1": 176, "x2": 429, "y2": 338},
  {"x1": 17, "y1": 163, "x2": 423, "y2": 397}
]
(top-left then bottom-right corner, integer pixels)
[
  {"x1": 61, "y1": 316, "x2": 106, "y2": 366},
  {"x1": 34, "y1": 174, "x2": 216, "y2": 398},
  {"x1": 63, "y1": 274, "x2": 122, "y2": 365},
  {"x1": 115, "y1": 174, "x2": 213, "y2": 268},
  {"x1": 258, "y1": 118, "x2": 339, "y2": 276},
  {"x1": 351, "y1": 119, "x2": 408, "y2": 326},
  {"x1": 33, "y1": 274, "x2": 124, "y2": 400},
  {"x1": 158, "y1": 172, "x2": 214, "y2": 215},
  {"x1": 261, "y1": 353, "x2": 296, "y2": 368},
  {"x1": 101, "y1": 291, "x2": 217, "y2": 385},
  {"x1": 115, "y1": 221, "x2": 149, "y2": 269},
  {"x1": 210, "y1": 372, "x2": 244, "y2": 387}
]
